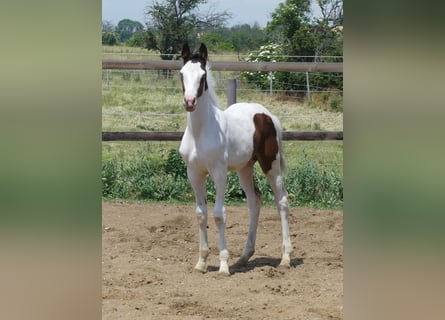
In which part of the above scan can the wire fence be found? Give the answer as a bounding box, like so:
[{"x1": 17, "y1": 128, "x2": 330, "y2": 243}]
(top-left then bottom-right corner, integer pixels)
[
  {"x1": 102, "y1": 68, "x2": 343, "y2": 130},
  {"x1": 102, "y1": 51, "x2": 344, "y2": 63},
  {"x1": 102, "y1": 69, "x2": 343, "y2": 95}
]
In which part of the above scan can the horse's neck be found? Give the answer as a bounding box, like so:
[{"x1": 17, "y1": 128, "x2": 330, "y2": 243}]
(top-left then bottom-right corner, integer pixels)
[{"x1": 187, "y1": 92, "x2": 220, "y2": 137}]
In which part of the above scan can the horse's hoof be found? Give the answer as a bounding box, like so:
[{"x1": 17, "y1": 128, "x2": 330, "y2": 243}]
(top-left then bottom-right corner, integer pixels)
[
  {"x1": 218, "y1": 263, "x2": 230, "y2": 276},
  {"x1": 216, "y1": 270, "x2": 231, "y2": 277},
  {"x1": 277, "y1": 261, "x2": 291, "y2": 269},
  {"x1": 235, "y1": 256, "x2": 249, "y2": 266},
  {"x1": 194, "y1": 263, "x2": 208, "y2": 273}
]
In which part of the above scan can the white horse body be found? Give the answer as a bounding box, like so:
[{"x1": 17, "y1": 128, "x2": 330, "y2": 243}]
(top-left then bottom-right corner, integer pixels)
[
  {"x1": 179, "y1": 43, "x2": 292, "y2": 275},
  {"x1": 181, "y1": 102, "x2": 282, "y2": 171},
  {"x1": 226, "y1": 103, "x2": 282, "y2": 170}
]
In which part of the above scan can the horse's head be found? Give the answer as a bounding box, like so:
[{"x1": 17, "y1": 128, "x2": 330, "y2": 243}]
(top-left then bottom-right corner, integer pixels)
[{"x1": 180, "y1": 43, "x2": 209, "y2": 112}]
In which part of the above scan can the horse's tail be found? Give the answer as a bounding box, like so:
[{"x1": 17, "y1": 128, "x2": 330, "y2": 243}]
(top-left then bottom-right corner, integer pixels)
[
  {"x1": 279, "y1": 145, "x2": 288, "y2": 176},
  {"x1": 271, "y1": 114, "x2": 288, "y2": 176}
]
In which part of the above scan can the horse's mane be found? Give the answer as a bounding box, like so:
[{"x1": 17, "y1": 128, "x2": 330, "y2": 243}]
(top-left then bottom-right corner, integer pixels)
[{"x1": 205, "y1": 62, "x2": 222, "y2": 110}]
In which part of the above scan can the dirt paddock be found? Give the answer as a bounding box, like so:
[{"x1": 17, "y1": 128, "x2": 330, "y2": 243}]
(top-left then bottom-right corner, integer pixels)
[{"x1": 102, "y1": 202, "x2": 343, "y2": 319}]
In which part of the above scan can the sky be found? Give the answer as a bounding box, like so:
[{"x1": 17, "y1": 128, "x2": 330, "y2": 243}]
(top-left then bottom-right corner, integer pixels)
[{"x1": 102, "y1": 0, "x2": 321, "y2": 28}]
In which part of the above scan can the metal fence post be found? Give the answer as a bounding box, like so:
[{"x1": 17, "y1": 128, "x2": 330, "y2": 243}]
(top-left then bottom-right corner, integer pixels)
[
  {"x1": 227, "y1": 79, "x2": 237, "y2": 107},
  {"x1": 106, "y1": 69, "x2": 110, "y2": 90},
  {"x1": 306, "y1": 71, "x2": 311, "y2": 101},
  {"x1": 269, "y1": 71, "x2": 273, "y2": 96}
]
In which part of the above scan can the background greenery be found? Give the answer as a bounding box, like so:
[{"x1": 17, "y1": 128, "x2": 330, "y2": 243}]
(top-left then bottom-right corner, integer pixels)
[
  {"x1": 101, "y1": 1, "x2": 344, "y2": 210},
  {"x1": 101, "y1": 57, "x2": 343, "y2": 208}
]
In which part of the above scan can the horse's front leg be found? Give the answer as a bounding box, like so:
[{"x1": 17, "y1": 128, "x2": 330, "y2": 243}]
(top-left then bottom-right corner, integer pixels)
[
  {"x1": 188, "y1": 168, "x2": 209, "y2": 273},
  {"x1": 210, "y1": 166, "x2": 230, "y2": 275}
]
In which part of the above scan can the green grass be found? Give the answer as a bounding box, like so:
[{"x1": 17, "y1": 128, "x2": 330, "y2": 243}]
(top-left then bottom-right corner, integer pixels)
[
  {"x1": 102, "y1": 46, "x2": 343, "y2": 208},
  {"x1": 102, "y1": 149, "x2": 343, "y2": 209}
]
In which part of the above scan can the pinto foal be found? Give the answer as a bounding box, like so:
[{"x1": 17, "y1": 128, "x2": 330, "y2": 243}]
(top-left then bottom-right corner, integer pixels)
[{"x1": 179, "y1": 43, "x2": 292, "y2": 275}]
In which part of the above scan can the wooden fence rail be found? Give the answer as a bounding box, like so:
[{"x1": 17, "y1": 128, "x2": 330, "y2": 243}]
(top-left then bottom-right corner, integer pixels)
[
  {"x1": 102, "y1": 131, "x2": 343, "y2": 141},
  {"x1": 102, "y1": 59, "x2": 343, "y2": 73}
]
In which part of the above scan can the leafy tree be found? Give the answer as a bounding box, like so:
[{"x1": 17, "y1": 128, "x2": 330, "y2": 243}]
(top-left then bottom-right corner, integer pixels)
[
  {"x1": 267, "y1": 0, "x2": 313, "y2": 59},
  {"x1": 197, "y1": 23, "x2": 266, "y2": 57},
  {"x1": 144, "y1": 0, "x2": 231, "y2": 60},
  {"x1": 127, "y1": 32, "x2": 147, "y2": 48},
  {"x1": 229, "y1": 24, "x2": 267, "y2": 57},
  {"x1": 198, "y1": 33, "x2": 233, "y2": 52},
  {"x1": 102, "y1": 32, "x2": 119, "y2": 46},
  {"x1": 231, "y1": 31, "x2": 252, "y2": 58},
  {"x1": 102, "y1": 20, "x2": 115, "y2": 33},
  {"x1": 313, "y1": 0, "x2": 343, "y2": 59},
  {"x1": 266, "y1": 0, "x2": 342, "y2": 60},
  {"x1": 242, "y1": 0, "x2": 343, "y2": 92},
  {"x1": 267, "y1": 0, "x2": 311, "y2": 41},
  {"x1": 317, "y1": 0, "x2": 343, "y2": 27},
  {"x1": 116, "y1": 19, "x2": 145, "y2": 43}
]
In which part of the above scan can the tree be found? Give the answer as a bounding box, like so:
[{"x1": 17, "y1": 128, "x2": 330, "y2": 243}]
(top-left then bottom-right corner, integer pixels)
[
  {"x1": 243, "y1": 0, "x2": 343, "y2": 92},
  {"x1": 196, "y1": 23, "x2": 266, "y2": 56},
  {"x1": 102, "y1": 32, "x2": 119, "y2": 46},
  {"x1": 116, "y1": 19, "x2": 145, "y2": 43},
  {"x1": 267, "y1": 0, "x2": 311, "y2": 44},
  {"x1": 311, "y1": 0, "x2": 343, "y2": 60},
  {"x1": 266, "y1": 0, "x2": 313, "y2": 59},
  {"x1": 144, "y1": 0, "x2": 231, "y2": 60},
  {"x1": 229, "y1": 24, "x2": 267, "y2": 58},
  {"x1": 102, "y1": 20, "x2": 118, "y2": 45},
  {"x1": 127, "y1": 33, "x2": 147, "y2": 48},
  {"x1": 317, "y1": 0, "x2": 343, "y2": 27},
  {"x1": 198, "y1": 33, "x2": 233, "y2": 52},
  {"x1": 102, "y1": 20, "x2": 115, "y2": 33}
]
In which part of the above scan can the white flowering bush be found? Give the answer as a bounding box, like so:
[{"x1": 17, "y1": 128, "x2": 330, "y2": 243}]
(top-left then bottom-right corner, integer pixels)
[
  {"x1": 241, "y1": 43, "x2": 283, "y2": 89},
  {"x1": 241, "y1": 43, "x2": 343, "y2": 93}
]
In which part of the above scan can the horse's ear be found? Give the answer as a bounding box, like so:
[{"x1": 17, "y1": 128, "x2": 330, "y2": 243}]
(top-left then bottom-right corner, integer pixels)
[
  {"x1": 198, "y1": 43, "x2": 208, "y2": 61},
  {"x1": 181, "y1": 43, "x2": 191, "y2": 63}
]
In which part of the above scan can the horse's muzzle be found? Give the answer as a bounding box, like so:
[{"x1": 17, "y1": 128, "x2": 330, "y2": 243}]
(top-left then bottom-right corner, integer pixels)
[{"x1": 183, "y1": 97, "x2": 197, "y2": 112}]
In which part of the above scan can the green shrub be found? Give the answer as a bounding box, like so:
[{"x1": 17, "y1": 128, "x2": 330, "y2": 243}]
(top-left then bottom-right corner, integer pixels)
[
  {"x1": 284, "y1": 154, "x2": 343, "y2": 208},
  {"x1": 329, "y1": 93, "x2": 343, "y2": 112},
  {"x1": 101, "y1": 149, "x2": 343, "y2": 208},
  {"x1": 163, "y1": 149, "x2": 187, "y2": 179},
  {"x1": 122, "y1": 71, "x2": 131, "y2": 81},
  {"x1": 102, "y1": 32, "x2": 119, "y2": 46}
]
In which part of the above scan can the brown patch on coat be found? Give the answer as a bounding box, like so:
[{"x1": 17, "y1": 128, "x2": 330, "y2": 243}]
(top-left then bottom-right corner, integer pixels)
[
  {"x1": 196, "y1": 73, "x2": 208, "y2": 98},
  {"x1": 253, "y1": 113, "x2": 278, "y2": 174}
]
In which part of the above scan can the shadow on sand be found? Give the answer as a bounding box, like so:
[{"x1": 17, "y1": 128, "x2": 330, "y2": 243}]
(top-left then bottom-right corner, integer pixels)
[{"x1": 207, "y1": 256, "x2": 303, "y2": 274}]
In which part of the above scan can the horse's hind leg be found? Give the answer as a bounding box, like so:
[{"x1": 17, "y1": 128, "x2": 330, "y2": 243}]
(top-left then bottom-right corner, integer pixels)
[
  {"x1": 252, "y1": 112, "x2": 292, "y2": 267},
  {"x1": 236, "y1": 164, "x2": 262, "y2": 266},
  {"x1": 266, "y1": 166, "x2": 293, "y2": 268},
  {"x1": 188, "y1": 168, "x2": 210, "y2": 273}
]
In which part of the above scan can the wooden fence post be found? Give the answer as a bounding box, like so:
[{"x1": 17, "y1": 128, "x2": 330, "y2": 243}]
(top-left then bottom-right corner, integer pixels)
[{"x1": 227, "y1": 79, "x2": 237, "y2": 107}]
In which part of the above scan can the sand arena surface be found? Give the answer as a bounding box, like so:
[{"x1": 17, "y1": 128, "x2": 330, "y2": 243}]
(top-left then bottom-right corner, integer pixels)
[{"x1": 102, "y1": 202, "x2": 343, "y2": 319}]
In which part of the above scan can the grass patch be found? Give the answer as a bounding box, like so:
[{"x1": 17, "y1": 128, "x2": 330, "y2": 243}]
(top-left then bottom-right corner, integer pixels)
[{"x1": 102, "y1": 149, "x2": 342, "y2": 209}]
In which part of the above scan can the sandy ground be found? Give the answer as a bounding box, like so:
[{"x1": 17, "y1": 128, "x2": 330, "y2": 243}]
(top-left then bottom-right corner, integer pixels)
[{"x1": 102, "y1": 202, "x2": 343, "y2": 319}]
